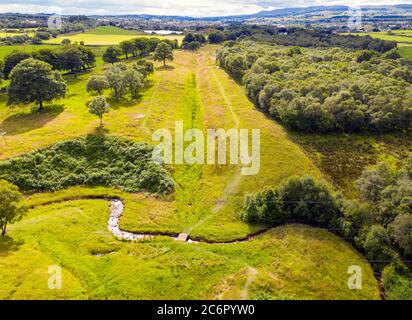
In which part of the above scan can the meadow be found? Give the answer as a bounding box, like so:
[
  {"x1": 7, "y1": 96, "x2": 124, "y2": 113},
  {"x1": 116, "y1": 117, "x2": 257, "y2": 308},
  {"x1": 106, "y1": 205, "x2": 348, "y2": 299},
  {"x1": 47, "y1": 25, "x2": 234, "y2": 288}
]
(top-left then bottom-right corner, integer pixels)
[
  {"x1": 0, "y1": 36, "x2": 382, "y2": 299},
  {"x1": 353, "y1": 31, "x2": 412, "y2": 58},
  {"x1": 44, "y1": 26, "x2": 184, "y2": 45}
]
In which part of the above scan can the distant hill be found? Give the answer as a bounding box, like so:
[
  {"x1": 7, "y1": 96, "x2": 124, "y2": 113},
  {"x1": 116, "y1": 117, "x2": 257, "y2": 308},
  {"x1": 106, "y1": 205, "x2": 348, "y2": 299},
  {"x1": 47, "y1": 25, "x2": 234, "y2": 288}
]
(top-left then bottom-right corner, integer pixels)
[{"x1": 231, "y1": 4, "x2": 412, "y2": 19}]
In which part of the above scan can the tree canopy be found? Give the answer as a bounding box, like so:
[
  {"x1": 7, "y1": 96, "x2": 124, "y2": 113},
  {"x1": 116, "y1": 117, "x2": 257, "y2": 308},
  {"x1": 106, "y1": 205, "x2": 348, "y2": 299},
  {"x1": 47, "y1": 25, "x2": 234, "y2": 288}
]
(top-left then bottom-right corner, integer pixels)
[
  {"x1": 0, "y1": 180, "x2": 26, "y2": 239},
  {"x1": 8, "y1": 58, "x2": 67, "y2": 111},
  {"x1": 154, "y1": 42, "x2": 173, "y2": 67}
]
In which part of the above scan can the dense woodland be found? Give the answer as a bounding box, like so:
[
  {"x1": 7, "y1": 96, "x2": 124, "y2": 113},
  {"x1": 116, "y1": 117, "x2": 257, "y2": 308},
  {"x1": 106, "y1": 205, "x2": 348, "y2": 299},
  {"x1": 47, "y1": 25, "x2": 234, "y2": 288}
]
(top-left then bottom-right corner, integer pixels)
[
  {"x1": 209, "y1": 26, "x2": 397, "y2": 52},
  {"x1": 217, "y1": 41, "x2": 412, "y2": 133}
]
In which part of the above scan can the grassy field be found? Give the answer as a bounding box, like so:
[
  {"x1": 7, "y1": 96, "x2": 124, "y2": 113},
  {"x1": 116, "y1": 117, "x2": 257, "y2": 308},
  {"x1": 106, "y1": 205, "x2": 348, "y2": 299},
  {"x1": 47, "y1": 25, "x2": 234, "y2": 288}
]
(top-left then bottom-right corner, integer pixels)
[
  {"x1": 0, "y1": 31, "x2": 35, "y2": 38},
  {"x1": 0, "y1": 44, "x2": 381, "y2": 299},
  {"x1": 44, "y1": 26, "x2": 184, "y2": 45},
  {"x1": 343, "y1": 31, "x2": 412, "y2": 58},
  {"x1": 0, "y1": 199, "x2": 379, "y2": 300},
  {"x1": 352, "y1": 32, "x2": 412, "y2": 47},
  {"x1": 86, "y1": 26, "x2": 146, "y2": 35},
  {"x1": 0, "y1": 44, "x2": 59, "y2": 60},
  {"x1": 398, "y1": 46, "x2": 412, "y2": 58}
]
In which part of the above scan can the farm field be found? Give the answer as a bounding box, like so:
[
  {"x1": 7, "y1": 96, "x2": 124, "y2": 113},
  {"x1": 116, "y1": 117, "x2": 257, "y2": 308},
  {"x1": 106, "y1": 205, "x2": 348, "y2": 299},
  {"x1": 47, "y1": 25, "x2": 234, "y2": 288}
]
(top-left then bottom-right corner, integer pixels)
[
  {"x1": 0, "y1": 31, "x2": 35, "y2": 38},
  {"x1": 0, "y1": 43, "x2": 382, "y2": 299},
  {"x1": 358, "y1": 32, "x2": 412, "y2": 46},
  {"x1": 0, "y1": 44, "x2": 58, "y2": 60},
  {"x1": 44, "y1": 26, "x2": 185, "y2": 45}
]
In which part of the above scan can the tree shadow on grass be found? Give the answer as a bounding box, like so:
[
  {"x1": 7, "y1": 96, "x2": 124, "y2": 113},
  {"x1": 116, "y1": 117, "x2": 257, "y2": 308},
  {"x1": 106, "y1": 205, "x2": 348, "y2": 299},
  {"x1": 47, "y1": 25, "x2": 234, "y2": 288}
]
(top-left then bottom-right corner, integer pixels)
[
  {"x1": 0, "y1": 104, "x2": 64, "y2": 136},
  {"x1": 92, "y1": 126, "x2": 109, "y2": 135},
  {"x1": 156, "y1": 65, "x2": 175, "y2": 71},
  {"x1": 0, "y1": 236, "x2": 24, "y2": 257}
]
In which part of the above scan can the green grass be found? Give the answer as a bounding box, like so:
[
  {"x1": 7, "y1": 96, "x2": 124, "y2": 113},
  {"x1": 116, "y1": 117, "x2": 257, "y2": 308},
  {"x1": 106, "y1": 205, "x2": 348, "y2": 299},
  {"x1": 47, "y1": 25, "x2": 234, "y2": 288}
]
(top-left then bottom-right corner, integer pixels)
[
  {"x1": 0, "y1": 199, "x2": 379, "y2": 300},
  {"x1": 87, "y1": 26, "x2": 146, "y2": 35},
  {"x1": 44, "y1": 27, "x2": 184, "y2": 46},
  {"x1": 351, "y1": 32, "x2": 412, "y2": 47},
  {"x1": 398, "y1": 46, "x2": 412, "y2": 58},
  {"x1": 0, "y1": 44, "x2": 383, "y2": 299},
  {"x1": 0, "y1": 31, "x2": 35, "y2": 38},
  {"x1": 0, "y1": 44, "x2": 59, "y2": 60}
]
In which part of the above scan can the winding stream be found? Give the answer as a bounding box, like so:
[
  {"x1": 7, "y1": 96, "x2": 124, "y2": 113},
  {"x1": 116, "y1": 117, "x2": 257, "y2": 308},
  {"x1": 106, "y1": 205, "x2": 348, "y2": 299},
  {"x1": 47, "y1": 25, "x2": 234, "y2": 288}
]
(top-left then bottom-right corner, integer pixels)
[{"x1": 108, "y1": 199, "x2": 198, "y2": 243}]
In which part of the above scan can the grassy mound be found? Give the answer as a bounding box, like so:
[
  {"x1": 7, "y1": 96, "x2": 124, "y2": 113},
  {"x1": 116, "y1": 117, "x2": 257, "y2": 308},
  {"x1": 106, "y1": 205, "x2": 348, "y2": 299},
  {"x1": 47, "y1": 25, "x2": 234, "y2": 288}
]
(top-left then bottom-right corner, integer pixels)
[{"x1": 0, "y1": 135, "x2": 173, "y2": 194}]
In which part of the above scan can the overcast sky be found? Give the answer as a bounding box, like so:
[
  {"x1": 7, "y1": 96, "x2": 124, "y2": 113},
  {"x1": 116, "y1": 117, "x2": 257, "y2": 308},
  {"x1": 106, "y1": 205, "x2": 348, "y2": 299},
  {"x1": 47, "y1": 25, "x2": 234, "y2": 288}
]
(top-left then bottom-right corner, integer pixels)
[{"x1": 0, "y1": 1, "x2": 411, "y2": 17}]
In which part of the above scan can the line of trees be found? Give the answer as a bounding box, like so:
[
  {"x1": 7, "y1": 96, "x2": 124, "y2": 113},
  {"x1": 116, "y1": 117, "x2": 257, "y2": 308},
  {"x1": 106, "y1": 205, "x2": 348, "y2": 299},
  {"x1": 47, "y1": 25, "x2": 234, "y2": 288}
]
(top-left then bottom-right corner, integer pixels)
[
  {"x1": 217, "y1": 41, "x2": 412, "y2": 133},
  {"x1": 241, "y1": 155, "x2": 412, "y2": 299},
  {"x1": 117, "y1": 37, "x2": 178, "y2": 61},
  {"x1": 208, "y1": 26, "x2": 397, "y2": 53},
  {"x1": 2, "y1": 45, "x2": 96, "y2": 79}
]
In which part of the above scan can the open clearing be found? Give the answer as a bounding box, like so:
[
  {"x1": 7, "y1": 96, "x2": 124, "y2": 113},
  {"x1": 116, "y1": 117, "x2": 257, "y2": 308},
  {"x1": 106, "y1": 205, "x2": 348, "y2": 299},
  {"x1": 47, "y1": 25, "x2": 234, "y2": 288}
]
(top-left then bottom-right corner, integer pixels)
[{"x1": 0, "y1": 44, "x2": 380, "y2": 299}]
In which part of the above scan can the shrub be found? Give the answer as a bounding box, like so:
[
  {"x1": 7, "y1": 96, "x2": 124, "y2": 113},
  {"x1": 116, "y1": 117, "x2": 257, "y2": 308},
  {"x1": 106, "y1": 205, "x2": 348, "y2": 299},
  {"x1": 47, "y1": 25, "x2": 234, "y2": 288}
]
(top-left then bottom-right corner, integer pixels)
[
  {"x1": 241, "y1": 176, "x2": 342, "y2": 229},
  {"x1": 0, "y1": 135, "x2": 174, "y2": 195}
]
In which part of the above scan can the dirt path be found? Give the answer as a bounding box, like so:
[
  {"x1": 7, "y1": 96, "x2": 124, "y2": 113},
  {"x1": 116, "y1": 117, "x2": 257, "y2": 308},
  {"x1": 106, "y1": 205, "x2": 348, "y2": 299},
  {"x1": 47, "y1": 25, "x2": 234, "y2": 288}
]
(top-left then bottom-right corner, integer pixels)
[
  {"x1": 183, "y1": 51, "x2": 242, "y2": 235},
  {"x1": 240, "y1": 267, "x2": 258, "y2": 300}
]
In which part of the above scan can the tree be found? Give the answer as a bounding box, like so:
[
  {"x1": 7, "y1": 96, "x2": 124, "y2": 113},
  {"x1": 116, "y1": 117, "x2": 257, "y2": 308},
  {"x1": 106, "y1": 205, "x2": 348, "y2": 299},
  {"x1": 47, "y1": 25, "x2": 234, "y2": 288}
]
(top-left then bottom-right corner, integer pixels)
[
  {"x1": 77, "y1": 46, "x2": 96, "y2": 70},
  {"x1": 87, "y1": 75, "x2": 109, "y2": 95},
  {"x1": 0, "y1": 180, "x2": 27, "y2": 239},
  {"x1": 241, "y1": 187, "x2": 283, "y2": 226},
  {"x1": 103, "y1": 46, "x2": 122, "y2": 65},
  {"x1": 135, "y1": 60, "x2": 154, "y2": 76},
  {"x1": 208, "y1": 31, "x2": 225, "y2": 44},
  {"x1": 383, "y1": 49, "x2": 401, "y2": 60},
  {"x1": 57, "y1": 47, "x2": 83, "y2": 73},
  {"x1": 120, "y1": 40, "x2": 135, "y2": 59},
  {"x1": 88, "y1": 96, "x2": 110, "y2": 128},
  {"x1": 357, "y1": 50, "x2": 376, "y2": 63},
  {"x1": 124, "y1": 69, "x2": 144, "y2": 99},
  {"x1": 287, "y1": 46, "x2": 302, "y2": 57},
  {"x1": 32, "y1": 48, "x2": 59, "y2": 69},
  {"x1": 154, "y1": 42, "x2": 173, "y2": 67},
  {"x1": 0, "y1": 60, "x2": 3, "y2": 85},
  {"x1": 105, "y1": 65, "x2": 127, "y2": 99},
  {"x1": 390, "y1": 214, "x2": 412, "y2": 257},
  {"x1": 184, "y1": 41, "x2": 201, "y2": 51},
  {"x1": 363, "y1": 225, "x2": 396, "y2": 270},
  {"x1": 147, "y1": 38, "x2": 161, "y2": 52},
  {"x1": 61, "y1": 38, "x2": 71, "y2": 46},
  {"x1": 35, "y1": 31, "x2": 50, "y2": 40},
  {"x1": 8, "y1": 58, "x2": 67, "y2": 111},
  {"x1": 3, "y1": 51, "x2": 31, "y2": 79},
  {"x1": 133, "y1": 38, "x2": 149, "y2": 56},
  {"x1": 183, "y1": 33, "x2": 196, "y2": 44},
  {"x1": 278, "y1": 176, "x2": 342, "y2": 228},
  {"x1": 357, "y1": 162, "x2": 394, "y2": 203}
]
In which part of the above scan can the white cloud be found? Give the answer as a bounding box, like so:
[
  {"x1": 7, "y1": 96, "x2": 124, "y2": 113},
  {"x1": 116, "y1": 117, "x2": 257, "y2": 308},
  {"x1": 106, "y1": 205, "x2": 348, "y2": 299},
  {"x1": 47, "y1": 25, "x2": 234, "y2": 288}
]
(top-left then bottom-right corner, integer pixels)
[{"x1": 0, "y1": 0, "x2": 411, "y2": 17}]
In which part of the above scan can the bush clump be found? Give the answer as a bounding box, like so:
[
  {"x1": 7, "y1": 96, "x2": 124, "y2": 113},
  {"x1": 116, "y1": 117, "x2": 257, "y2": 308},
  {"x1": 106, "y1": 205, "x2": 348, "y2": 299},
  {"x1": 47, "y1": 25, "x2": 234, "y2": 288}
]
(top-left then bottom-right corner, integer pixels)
[
  {"x1": 241, "y1": 176, "x2": 341, "y2": 229},
  {"x1": 0, "y1": 135, "x2": 174, "y2": 195}
]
